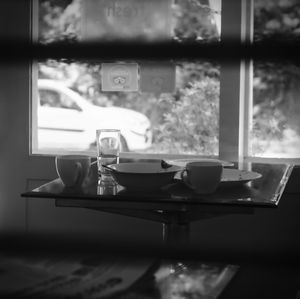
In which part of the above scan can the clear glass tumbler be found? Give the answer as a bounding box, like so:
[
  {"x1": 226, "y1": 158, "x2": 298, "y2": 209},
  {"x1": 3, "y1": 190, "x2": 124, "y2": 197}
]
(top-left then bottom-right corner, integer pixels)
[
  {"x1": 97, "y1": 179, "x2": 118, "y2": 195},
  {"x1": 96, "y1": 129, "x2": 120, "y2": 182}
]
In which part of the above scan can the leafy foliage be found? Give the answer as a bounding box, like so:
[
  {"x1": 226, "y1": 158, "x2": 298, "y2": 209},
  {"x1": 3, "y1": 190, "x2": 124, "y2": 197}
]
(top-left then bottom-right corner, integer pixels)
[
  {"x1": 254, "y1": 0, "x2": 300, "y2": 40},
  {"x1": 252, "y1": 0, "x2": 300, "y2": 156},
  {"x1": 173, "y1": 0, "x2": 219, "y2": 41},
  {"x1": 154, "y1": 78, "x2": 219, "y2": 155}
]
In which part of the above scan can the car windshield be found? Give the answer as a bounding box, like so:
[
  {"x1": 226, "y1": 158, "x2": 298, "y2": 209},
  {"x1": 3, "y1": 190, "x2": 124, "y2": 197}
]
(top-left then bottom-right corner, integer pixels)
[{"x1": 38, "y1": 81, "x2": 93, "y2": 110}]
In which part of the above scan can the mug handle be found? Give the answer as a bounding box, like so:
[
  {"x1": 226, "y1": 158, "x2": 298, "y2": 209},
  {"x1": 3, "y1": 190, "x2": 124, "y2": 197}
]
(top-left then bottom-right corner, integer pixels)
[
  {"x1": 180, "y1": 169, "x2": 193, "y2": 189},
  {"x1": 74, "y1": 162, "x2": 83, "y2": 186},
  {"x1": 180, "y1": 169, "x2": 187, "y2": 181}
]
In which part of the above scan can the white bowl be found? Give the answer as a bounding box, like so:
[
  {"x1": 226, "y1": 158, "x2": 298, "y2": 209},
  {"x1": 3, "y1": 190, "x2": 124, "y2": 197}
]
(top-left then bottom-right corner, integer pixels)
[{"x1": 107, "y1": 162, "x2": 183, "y2": 191}]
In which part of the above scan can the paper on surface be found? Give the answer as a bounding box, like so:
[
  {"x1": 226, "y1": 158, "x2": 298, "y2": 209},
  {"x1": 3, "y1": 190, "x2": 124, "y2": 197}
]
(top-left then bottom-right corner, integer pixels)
[
  {"x1": 0, "y1": 254, "x2": 153, "y2": 298},
  {"x1": 81, "y1": 0, "x2": 173, "y2": 41},
  {"x1": 140, "y1": 62, "x2": 176, "y2": 95},
  {"x1": 0, "y1": 253, "x2": 238, "y2": 299}
]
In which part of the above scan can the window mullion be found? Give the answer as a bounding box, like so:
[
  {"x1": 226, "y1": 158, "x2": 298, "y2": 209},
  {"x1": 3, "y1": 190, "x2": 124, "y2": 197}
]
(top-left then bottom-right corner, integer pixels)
[
  {"x1": 219, "y1": 0, "x2": 253, "y2": 162},
  {"x1": 240, "y1": 0, "x2": 254, "y2": 161},
  {"x1": 31, "y1": 0, "x2": 39, "y2": 155}
]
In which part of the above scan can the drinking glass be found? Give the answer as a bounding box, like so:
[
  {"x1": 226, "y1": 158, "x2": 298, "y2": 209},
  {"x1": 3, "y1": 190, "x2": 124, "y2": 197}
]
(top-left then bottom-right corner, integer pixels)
[
  {"x1": 96, "y1": 129, "x2": 120, "y2": 182},
  {"x1": 97, "y1": 179, "x2": 118, "y2": 195}
]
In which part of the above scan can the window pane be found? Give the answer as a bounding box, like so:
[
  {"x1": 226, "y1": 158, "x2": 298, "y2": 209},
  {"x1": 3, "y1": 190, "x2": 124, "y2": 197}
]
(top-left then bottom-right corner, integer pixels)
[
  {"x1": 252, "y1": 0, "x2": 300, "y2": 158},
  {"x1": 254, "y1": 0, "x2": 300, "y2": 41},
  {"x1": 38, "y1": 0, "x2": 221, "y2": 43},
  {"x1": 36, "y1": 60, "x2": 220, "y2": 155},
  {"x1": 34, "y1": 0, "x2": 221, "y2": 156}
]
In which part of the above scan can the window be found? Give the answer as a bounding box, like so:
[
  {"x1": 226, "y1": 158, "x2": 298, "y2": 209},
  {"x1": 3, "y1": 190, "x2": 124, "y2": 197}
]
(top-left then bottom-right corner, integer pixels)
[
  {"x1": 31, "y1": 0, "x2": 300, "y2": 163},
  {"x1": 33, "y1": 0, "x2": 222, "y2": 157},
  {"x1": 250, "y1": 0, "x2": 300, "y2": 159}
]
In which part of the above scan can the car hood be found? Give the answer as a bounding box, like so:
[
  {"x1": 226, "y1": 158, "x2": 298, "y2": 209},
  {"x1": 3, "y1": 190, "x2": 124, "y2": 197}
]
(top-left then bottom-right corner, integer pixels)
[
  {"x1": 85, "y1": 105, "x2": 150, "y2": 130},
  {"x1": 105, "y1": 106, "x2": 148, "y2": 122}
]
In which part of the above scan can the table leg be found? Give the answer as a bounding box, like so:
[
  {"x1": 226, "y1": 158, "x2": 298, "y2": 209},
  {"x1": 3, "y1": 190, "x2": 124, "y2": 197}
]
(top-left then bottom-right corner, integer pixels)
[{"x1": 162, "y1": 221, "x2": 190, "y2": 246}]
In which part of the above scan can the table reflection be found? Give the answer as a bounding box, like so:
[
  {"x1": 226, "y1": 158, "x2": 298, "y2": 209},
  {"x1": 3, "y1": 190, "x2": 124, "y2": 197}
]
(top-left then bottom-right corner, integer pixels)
[{"x1": 97, "y1": 179, "x2": 121, "y2": 196}]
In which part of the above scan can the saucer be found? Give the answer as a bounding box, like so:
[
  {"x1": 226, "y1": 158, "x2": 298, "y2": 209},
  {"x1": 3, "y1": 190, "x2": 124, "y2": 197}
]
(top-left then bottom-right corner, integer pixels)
[
  {"x1": 182, "y1": 168, "x2": 262, "y2": 189},
  {"x1": 166, "y1": 158, "x2": 234, "y2": 168},
  {"x1": 219, "y1": 169, "x2": 262, "y2": 186}
]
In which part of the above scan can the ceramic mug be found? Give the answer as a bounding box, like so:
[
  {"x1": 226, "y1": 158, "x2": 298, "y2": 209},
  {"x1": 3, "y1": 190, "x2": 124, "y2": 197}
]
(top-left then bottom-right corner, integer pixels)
[
  {"x1": 181, "y1": 160, "x2": 223, "y2": 194},
  {"x1": 55, "y1": 155, "x2": 91, "y2": 187}
]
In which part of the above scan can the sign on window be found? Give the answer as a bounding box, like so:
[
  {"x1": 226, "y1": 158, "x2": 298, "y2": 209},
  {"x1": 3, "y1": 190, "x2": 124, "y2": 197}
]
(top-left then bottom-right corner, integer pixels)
[
  {"x1": 140, "y1": 62, "x2": 176, "y2": 95},
  {"x1": 81, "y1": 0, "x2": 173, "y2": 41},
  {"x1": 101, "y1": 63, "x2": 138, "y2": 91}
]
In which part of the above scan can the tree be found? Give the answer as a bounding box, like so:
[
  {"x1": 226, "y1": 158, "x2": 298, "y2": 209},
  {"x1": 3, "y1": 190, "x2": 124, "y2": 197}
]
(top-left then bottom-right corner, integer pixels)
[
  {"x1": 154, "y1": 78, "x2": 219, "y2": 155},
  {"x1": 252, "y1": 0, "x2": 300, "y2": 156}
]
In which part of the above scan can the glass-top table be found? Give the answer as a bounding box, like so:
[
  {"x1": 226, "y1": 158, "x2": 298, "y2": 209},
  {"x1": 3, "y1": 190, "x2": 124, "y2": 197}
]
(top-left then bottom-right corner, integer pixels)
[
  {"x1": 22, "y1": 161, "x2": 293, "y2": 208},
  {"x1": 15, "y1": 161, "x2": 300, "y2": 299},
  {"x1": 21, "y1": 161, "x2": 293, "y2": 245}
]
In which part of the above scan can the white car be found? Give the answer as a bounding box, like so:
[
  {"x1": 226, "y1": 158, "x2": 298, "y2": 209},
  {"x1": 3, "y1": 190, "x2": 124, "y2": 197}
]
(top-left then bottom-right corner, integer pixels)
[{"x1": 37, "y1": 79, "x2": 152, "y2": 152}]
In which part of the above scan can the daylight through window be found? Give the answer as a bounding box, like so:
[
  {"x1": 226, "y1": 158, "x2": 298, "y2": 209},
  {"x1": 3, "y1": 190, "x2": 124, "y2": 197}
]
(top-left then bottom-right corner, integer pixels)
[{"x1": 33, "y1": 0, "x2": 222, "y2": 157}]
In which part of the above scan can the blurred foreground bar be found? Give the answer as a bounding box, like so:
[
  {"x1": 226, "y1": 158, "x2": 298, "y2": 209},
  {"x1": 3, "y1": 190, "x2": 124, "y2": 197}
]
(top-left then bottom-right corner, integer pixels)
[{"x1": 1, "y1": 40, "x2": 300, "y2": 62}]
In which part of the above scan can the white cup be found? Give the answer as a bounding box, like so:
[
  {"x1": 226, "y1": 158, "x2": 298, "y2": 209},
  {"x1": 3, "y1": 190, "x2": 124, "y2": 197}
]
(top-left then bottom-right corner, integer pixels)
[
  {"x1": 181, "y1": 160, "x2": 223, "y2": 194},
  {"x1": 55, "y1": 155, "x2": 91, "y2": 187}
]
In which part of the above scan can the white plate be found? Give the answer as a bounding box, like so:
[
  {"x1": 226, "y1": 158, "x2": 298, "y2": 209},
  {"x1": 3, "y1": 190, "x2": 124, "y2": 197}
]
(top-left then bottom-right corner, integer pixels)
[
  {"x1": 182, "y1": 168, "x2": 262, "y2": 188},
  {"x1": 166, "y1": 158, "x2": 234, "y2": 168},
  {"x1": 219, "y1": 169, "x2": 262, "y2": 186},
  {"x1": 109, "y1": 162, "x2": 183, "y2": 174}
]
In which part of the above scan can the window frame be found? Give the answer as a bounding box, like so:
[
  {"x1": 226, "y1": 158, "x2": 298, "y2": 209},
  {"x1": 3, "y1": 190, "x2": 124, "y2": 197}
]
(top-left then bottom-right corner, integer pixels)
[{"x1": 30, "y1": 0, "x2": 300, "y2": 164}]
